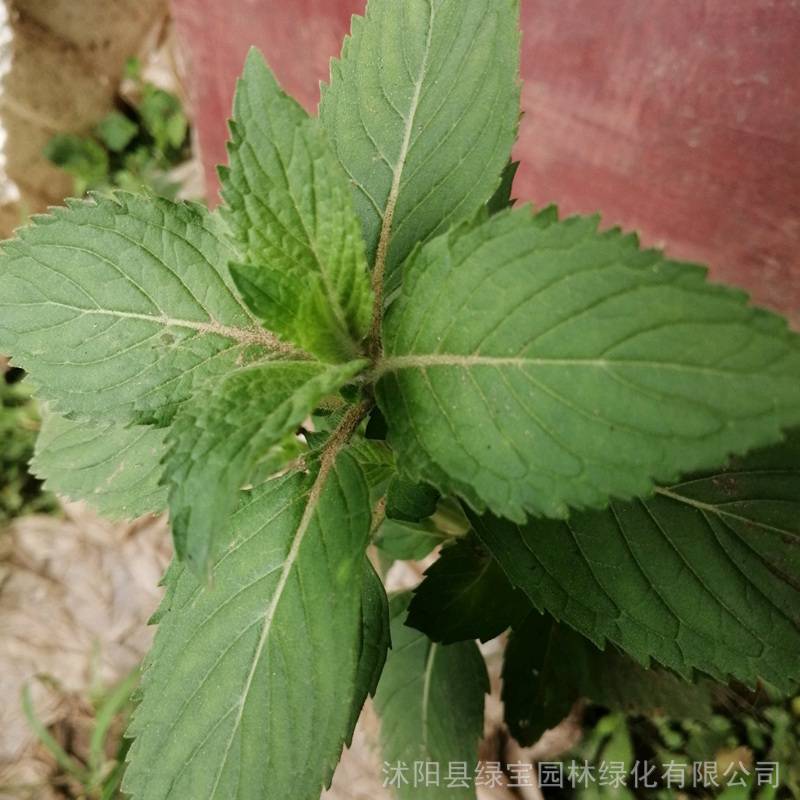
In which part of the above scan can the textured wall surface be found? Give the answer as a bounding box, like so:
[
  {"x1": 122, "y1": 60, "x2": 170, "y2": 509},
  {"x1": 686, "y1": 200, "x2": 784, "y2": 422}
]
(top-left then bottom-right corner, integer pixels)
[
  {"x1": 171, "y1": 0, "x2": 800, "y2": 322},
  {"x1": 0, "y1": 0, "x2": 167, "y2": 235}
]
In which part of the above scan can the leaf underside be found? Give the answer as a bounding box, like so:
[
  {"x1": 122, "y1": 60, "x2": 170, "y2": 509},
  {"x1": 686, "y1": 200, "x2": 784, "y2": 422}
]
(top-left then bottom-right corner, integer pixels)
[
  {"x1": 378, "y1": 208, "x2": 800, "y2": 522},
  {"x1": 347, "y1": 558, "x2": 392, "y2": 736},
  {"x1": 474, "y1": 431, "x2": 800, "y2": 691},
  {"x1": 124, "y1": 452, "x2": 381, "y2": 800},
  {"x1": 486, "y1": 160, "x2": 519, "y2": 215},
  {"x1": 407, "y1": 533, "x2": 529, "y2": 644},
  {"x1": 502, "y1": 612, "x2": 713, "y2": 747},
  {"x1": 32, "y1": 409, "x2": 168, "y2": 519},
  {"x1": 385, "y1": 473, "x2": 440, "y2": 523},
  {"x1": 373, "y1": 593, "x2": 488, "y2": 800},
  {"x1": 374, "y1": 517, "x2": 450, "y2": 562}
]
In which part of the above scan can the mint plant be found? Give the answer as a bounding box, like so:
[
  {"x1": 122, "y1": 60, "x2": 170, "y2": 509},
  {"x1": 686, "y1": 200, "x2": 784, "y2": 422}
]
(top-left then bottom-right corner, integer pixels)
[
  {"x1": 1, "y1": 1, "x2": 798, "y2": 797},
  {"x1": 45, "y1": 57, "x2": 190, "y2": 200}
]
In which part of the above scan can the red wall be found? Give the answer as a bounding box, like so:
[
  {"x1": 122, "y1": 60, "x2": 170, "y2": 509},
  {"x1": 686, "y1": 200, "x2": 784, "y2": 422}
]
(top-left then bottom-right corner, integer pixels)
[{"x1": 172, "y1": 0, "x2": 800, "y2": 323}]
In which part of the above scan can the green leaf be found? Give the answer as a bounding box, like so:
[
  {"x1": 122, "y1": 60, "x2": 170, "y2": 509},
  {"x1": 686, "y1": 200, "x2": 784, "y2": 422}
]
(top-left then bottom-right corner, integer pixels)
[
  {"x1": 473, "y1": 431, "x2": 800, "y2": 691},
  {"x1": 347, "y1": 559, "x2": 391, "y2": 735},
  {"x1": 164, "y1": 359, "x2": 366, "y2": 574},
  {"x1": 139, "y1": 86, "x2": 186, "y2": 153},
  {"x1": 377, "y1": 208, "x2": 800, "y2": 522},
  {"x1": 407, "y1": 534, "x2": 528, "y2": 644},
  {"x1": 0, "y1": 377, "x2": 57, "y2": 522},
  {"x1": 32, "y1": 410, "x2": 167, "y2": 519},
  {"x1": 320, "y1": 0, "x2": 520, "y2": 281},
  {"x1": 386, "y1": 474, "x2": 439, "y2": 522},
  {"x1": 96, "y1": 112, "x2": 139, "y2": 153},
  {"x1": 375, "y1": 496, "x2": 469, "y2": 562},
  {"x1": 44, "y1": 134, "x2": 109, "y2": 193},
  {"x1": 246, "y1": 434, "x2": 306, "y2": 487},
  {"x1": 221, "y1": 50, "x2": 372, "y2": 362},
  {"x1": 346, "y1": 434, "x2": 395, "y2": 502},
  {"x1": 124, "y1": 56, "x2": 141, "y2": 81},
  {"x1": 165, "y1": 111, "x2": 189, "y2": 151},
  {"x1": 124, "y1": 450, "x2": 374, "y2": 800},
  {"x1": 0, "y1": 193, "x2": 293, "y2": 424},
  {"x1": 374, "y1": 517, "x2": 450, "y2": 562},
  {"x1": 486, "y1": 160, "x2": 519, "y2": 215},
  {"x1": 503, "y1": 612, "x2": 713, "y2": 747},
  {"x1": 373, "y1": 593, "x2": 488, "y2": 800},
  {"x1": 365, "y1": 406, "x2": 388, "y2": 440}
]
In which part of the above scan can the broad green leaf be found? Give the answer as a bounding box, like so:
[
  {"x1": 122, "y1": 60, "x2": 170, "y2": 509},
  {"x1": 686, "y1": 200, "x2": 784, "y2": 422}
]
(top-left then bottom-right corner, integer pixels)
[
  {"x1": 473, "y1": 431, "x2": 800, "y2": 691},
  {"x1": 124, "y1": 450, "x2": 373, "y2": 800},
  {"x1": 375, "y1": 496, "x2": 469, "y2": 562},
  {"x1": 373, "y1": 593, "x2": 488, "y2": 800},
  {"x1": 407, "y1": 534, "x2": 528, "y2": 644},
  {"x1": 386, "y1": 474, "x2": 439, "y2": 522},
  {"x1": 503, "y1": 612, "x2": 713, "y2": 747},
  {"x1": 221, "y1": 50, "x2": 372, "y2": 362},
  {"x1": 320, "y1": 0, "x2": 520, "y2": 281},
  {"x1": 32, "y1": 410, "x2": 167, "y2": 519},
  {"x1": 374, "y1": 517, "x2": 450, "y2": 562},
  {"x1": 164, "y1": 359, "x2": 365, "y2": 574},
  {"x1": 377, "y1": 208, "x2": 800, "y2": 522},
  {"x1": 0, "y1": 193, "x2": 292, "y2": 424},
  {"x1": 347, "y1": 559, "x2": 391, "y2": 735}
]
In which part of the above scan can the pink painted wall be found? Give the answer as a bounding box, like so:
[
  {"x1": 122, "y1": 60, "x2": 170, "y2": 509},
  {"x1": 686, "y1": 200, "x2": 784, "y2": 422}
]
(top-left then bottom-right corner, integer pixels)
[{"x1": 172, "y1": 0, "x2": 800, "y2": 322}]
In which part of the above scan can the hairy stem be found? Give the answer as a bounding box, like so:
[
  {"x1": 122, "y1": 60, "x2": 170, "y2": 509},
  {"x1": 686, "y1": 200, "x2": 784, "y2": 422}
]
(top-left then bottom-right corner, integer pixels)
[
  {"x1": 320, "y1": 398, "x2": 374, "y2": 467},
  {"x1": 366, "y1": 3, "x2": 435, "y2": 361}
]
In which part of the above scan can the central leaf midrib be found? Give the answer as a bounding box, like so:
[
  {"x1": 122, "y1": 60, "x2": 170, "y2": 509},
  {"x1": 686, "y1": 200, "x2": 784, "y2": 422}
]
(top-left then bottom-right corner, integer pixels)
[
  {"x1": 300, "y1": 143, "x2": 355, "y2": 339},
  {"x1": 377, "y1": 353, "x2": 778, "y2": 380},
  {"x1": 205, "y1": 470, "x2": 329, "y2": 797},
  {"x1": 367, "y1": 1, "x2": 436, "y2": 349},
  {"x1": 13, "y1": 299, "x2": 296, "y2": 352},
  {"x1": 205, "y1": 402, "x2": 369, "y2": 795},
  {"x1": 379, "y1": 3, "x2": 435, "y2": 262}
]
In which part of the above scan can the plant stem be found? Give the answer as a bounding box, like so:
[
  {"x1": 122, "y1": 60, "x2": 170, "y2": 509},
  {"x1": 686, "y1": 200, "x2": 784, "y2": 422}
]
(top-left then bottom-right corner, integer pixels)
[
  {"x1": 367, "y1": 4, "x2": 435, "y2": 361},
  {"x1": 21, "y1": 683, "x2": 91, "y2": 785}
]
